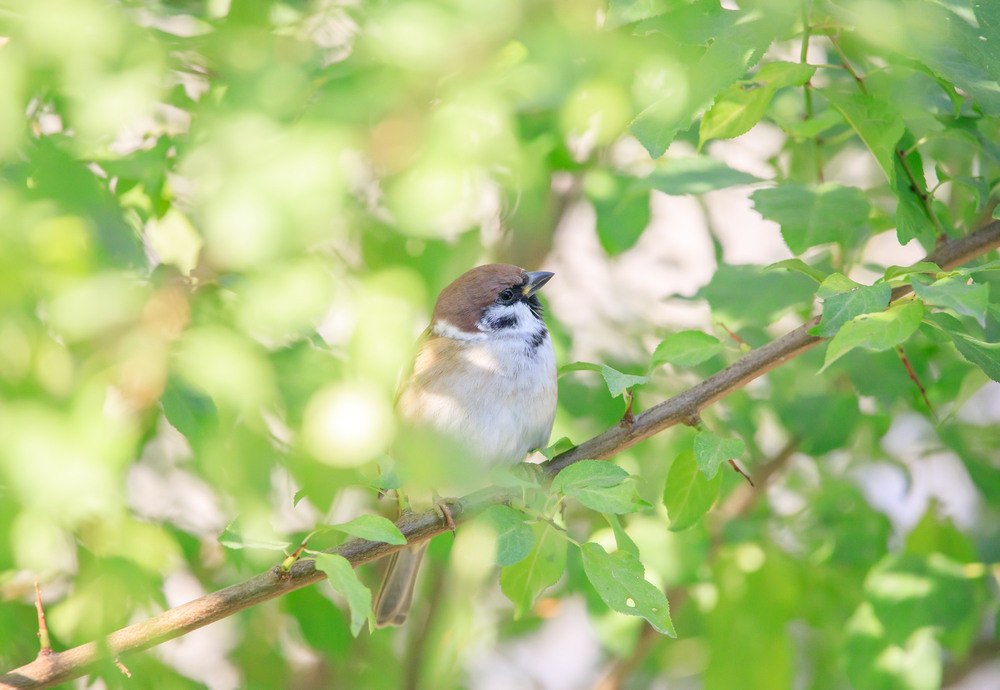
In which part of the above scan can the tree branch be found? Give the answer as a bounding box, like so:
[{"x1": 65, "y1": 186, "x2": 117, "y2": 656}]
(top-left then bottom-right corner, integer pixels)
[{"x1": 3, "y1": 221, "x2": 999, "y2": 690}]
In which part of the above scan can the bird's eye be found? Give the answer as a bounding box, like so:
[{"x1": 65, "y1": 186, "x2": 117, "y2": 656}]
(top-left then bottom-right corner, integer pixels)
[{"x1": 498, "y1": 288, "x2": 515, "y2": 303}]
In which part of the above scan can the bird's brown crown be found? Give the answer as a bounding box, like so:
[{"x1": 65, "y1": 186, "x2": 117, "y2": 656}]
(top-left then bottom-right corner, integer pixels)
[{"x1": 431, "y1": 264, "x2": 527, "y2": 333}]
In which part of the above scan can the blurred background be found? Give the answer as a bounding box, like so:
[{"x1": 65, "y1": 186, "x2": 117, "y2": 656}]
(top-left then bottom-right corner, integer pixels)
[{"x1": 1, "y1": 0, "x2": 998, "y2": 688}]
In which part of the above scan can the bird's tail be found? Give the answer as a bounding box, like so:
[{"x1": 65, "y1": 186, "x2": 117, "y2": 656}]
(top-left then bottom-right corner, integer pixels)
[{"x1": 373, "y1": 543, "x2": 427, "y2": 627}]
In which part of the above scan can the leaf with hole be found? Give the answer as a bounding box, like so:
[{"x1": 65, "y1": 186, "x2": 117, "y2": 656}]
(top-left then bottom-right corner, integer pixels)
[{"x1": 581, "y1": 542, "x2": 675, "y2": 636}]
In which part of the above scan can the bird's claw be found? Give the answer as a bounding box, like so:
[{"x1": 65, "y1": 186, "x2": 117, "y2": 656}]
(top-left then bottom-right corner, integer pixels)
[{"x1": 433, "y1": 498, "x2": 457, "y2": 535}]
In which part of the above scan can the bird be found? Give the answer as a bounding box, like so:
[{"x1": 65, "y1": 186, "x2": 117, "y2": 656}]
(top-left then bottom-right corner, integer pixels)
[{"x1": 373, "y1": 264, "x2": 558, "y2": 627}]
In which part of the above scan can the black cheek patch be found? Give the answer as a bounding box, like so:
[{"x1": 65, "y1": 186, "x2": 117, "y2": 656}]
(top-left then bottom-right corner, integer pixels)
[{"x1": 490, "y1": 314, "x2": 518, "y2": 330}]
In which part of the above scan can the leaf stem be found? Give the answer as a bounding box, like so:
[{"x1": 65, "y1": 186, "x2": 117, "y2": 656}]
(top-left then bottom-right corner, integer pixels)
[{"x1": 825, "y1": 30, "x2": 867, "y2": 93}]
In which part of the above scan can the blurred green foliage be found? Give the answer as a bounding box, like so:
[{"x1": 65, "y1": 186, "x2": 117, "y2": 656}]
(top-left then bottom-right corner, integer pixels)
[{"x1": 1, "y1": 0, "x2": 1000, "y2": 688}]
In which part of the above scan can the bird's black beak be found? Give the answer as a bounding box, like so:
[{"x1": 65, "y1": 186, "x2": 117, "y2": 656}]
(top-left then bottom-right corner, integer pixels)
[{"x1": 523, "y1": 271, "x2": 554, "y2": 298}]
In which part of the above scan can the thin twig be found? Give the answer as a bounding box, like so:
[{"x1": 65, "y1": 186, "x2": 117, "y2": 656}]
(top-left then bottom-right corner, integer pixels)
[
  {"x1": 896, "y1": 346, "x2": 936, "y2": 417},
  {"x1": 825, "y1": 30, "x2": 867, "y2": 93},
  {"x1": 33, "y1": 579, "x2": 52, "y2": 657}
]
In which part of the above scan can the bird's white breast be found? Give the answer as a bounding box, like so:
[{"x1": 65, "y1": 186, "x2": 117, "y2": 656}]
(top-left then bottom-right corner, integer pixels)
[{"x1": 398, "y1": 328, "x2": 557, "y2": 468}]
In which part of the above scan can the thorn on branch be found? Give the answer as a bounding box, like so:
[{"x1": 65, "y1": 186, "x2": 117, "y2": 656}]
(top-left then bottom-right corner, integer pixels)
[
  {"x1": 728, "y1": 459, "x2": 755, "y2": 487},
  {"x1": 681, "y1": 412, "x2": 702, "y2": 429},
  {"x1": 34, "y1": 576, "x2": 53, "y2": 657},
  {"x1": 620, "y1": 390, "x2": 636, "y2": 427},
  {"x1": 114, "y1": 658, "x2": 132, "y2": 678}
]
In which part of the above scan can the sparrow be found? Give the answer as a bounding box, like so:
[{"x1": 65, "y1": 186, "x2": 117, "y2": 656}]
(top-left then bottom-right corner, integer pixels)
[{"x1": 373, "y1": 264, "x2": 558, "y2": 627}]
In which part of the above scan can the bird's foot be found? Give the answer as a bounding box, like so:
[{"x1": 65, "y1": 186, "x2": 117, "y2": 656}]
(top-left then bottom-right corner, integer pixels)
[{"x1": 432, "y1": 495, "x2": 458, "y2": 535}]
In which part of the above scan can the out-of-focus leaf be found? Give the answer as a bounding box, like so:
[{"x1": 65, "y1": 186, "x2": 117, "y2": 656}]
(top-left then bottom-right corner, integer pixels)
[
  {"x1": 642, "y1": 157, "x2": 763, "y2": 195},
  {"x1": 699, "y1": 263, "x2": 817, "y2": 326},
  {"x1": 500, "y1": 522, "x2": 567, "y2": 618},
  {"x1": 664, "y1": 450, "x2": 722, "y2": 530},
  {"x1": 314, "y1": 553, "x2": 372, "y2": 637},
  {"x1": 218, "y1": 520, "x2": 290, "y2": 552},
  {"x1": 478, "y1": 505, "x2": 536, "y2": 567},
  {"x1": 160, "y1": 376, "x2": 218, "y2": 448},
  {"x1": 751, "y1": 183, "x2": 870, "y2": 254},
  {"x1": 585, "y1": 171, "x2": 650, "y2": 255},
  {"x1": 605, "y1": 0, "x2": 673, "y2": 30},
  {"x1": 581, "y1": 542, "x2": 675, "y2": 636},
  {"x1": 765, "y1": 258, "x2": 828, "y2": 283}
]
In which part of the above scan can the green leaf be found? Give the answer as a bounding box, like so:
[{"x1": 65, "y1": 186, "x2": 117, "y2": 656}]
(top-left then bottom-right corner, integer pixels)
[
  {"x1": 823, "y1": 300, "x2": 924, "y2": 370},
  {"x1": 537, "y1": 436, "x2": 575, "y2": 461},
  {"x1": 693, "y1": 430, "x2": 745, "y2": 479},
  {"x1": 927, "y1": 313, "x2": 1000, "y2": 382},
  {"x1": 893, "y1": 133, "x2": 935, "y2": 246},
  {"x1": 629, "y1": 7, "x2": 781, "y2": 157},
  {"x1": 699, "y1": 263, "x2": 817, "y2": 326},
  {"x1": 642, "y1": 157, "x2": 762, "y2": 195},
  {"x1": 552, "y1": 460, "x2": 645, "y2": 514},
  {"x1": 314, "y1": 553, "x2": 372, "y2": 637},
  {"x1": 322, "y1": 514, "x2": 407, "y2": 546},
  {"x1": 605, "y1": 0, "x2": 672, "y2": 30},
  {"x1": 218, "y1": 519, "x2": 290, "y2": 552},
  {"x1": 911, "y1": 275, "x2": 989, "y2": 326},
  {"x1": 650, "y1": 331, "x2": 723, "y2": 368},
  {"x1": 500, "y1": 522, "x2": 567, "y2": 618},
  {"x1": 765, "y1": 258, "x2": 828, "y2": 283},
  {"x1": 605, "y1": 513, "x2": 640, "y2": 557},
  {"x1": 160, "y1": 376, "x2": 218, "y2": 448},
  {"x1": 478, "y1": 505, "x2": 536, "y2": 567},
  {"x1": 700, "y1": 84, "x2": 776, "y2": 145},
  {"x1": 580, "y1": 542, "x2": 675, "y2": 636},
  {"x1": 864, "y1": 553, "x2": 986, "y2": 653},
  {"x1": 884, "y1": 262, "x2": 942, "y2": 282},
  {"x1": 813, "y1": 276, "x2": 892, "y2": 337},
  {"x1": 664, "y1": 450, "x2": 723, "y2": 531},
  {"x1": 779, "y1": 106, "x2": 843, "y2": 140},
  {"x1": 751, "y1": 183, "x2": 870, "y2": 254},
  {"x1": 844, "y1": 609, "x2": 942, "y2": 690},
  {"x1": 553, "y1": 459, "x2": 630, "y2": 490},
  {"x1": 700, "y1": 62, "x2": 815, "y2": 144},
  {"x1": 815, "y1": 272, "x2": 863, "y2": 298},
  {"x1": 560, "y1": 362, "x2": 650, "y2": 398},
  {"x1": 823, "y1": 90, "x2": 904, "y2": 184},
  {"x1": 585, "y1": 171, "x2": 651, "y2": 255}
]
